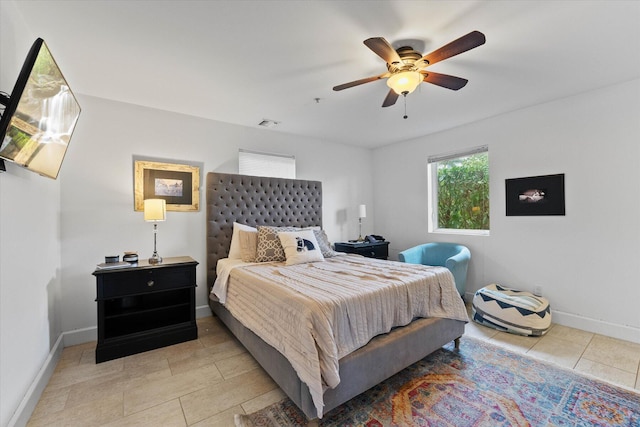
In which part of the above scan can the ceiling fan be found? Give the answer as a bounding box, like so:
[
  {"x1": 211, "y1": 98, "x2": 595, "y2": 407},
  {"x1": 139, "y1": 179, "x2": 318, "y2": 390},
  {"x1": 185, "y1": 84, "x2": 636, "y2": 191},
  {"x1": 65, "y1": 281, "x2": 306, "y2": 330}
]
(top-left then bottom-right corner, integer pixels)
[{"x1": 333, "y1": 31, "x2": 486, "y2": 108}]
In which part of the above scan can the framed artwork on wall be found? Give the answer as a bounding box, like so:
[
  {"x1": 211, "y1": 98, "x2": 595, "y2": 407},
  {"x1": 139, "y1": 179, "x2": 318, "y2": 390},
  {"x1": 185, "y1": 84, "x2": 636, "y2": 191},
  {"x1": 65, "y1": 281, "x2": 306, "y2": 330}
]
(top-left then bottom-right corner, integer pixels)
[
  {"x1": 134, "y1": 160, "x2": 200, "y2": 212},
  {"x1": 505, "y1": 173, "x2": 565, "y2": 216}
]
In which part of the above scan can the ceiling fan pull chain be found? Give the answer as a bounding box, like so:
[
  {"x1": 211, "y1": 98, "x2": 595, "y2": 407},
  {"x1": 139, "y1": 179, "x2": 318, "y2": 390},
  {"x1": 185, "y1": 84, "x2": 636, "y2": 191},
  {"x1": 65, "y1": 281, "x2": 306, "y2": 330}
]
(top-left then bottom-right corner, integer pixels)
[{"x1": 403, "y1": 94, "x2": 408, "y2": 119}]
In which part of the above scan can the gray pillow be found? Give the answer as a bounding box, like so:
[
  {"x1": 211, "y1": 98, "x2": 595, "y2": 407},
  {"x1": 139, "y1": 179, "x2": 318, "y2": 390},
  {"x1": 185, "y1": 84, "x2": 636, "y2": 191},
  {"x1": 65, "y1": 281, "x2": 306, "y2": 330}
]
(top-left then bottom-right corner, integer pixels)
[{"x1": 312, "y1": 229, "x2": 340, "y2": 258}]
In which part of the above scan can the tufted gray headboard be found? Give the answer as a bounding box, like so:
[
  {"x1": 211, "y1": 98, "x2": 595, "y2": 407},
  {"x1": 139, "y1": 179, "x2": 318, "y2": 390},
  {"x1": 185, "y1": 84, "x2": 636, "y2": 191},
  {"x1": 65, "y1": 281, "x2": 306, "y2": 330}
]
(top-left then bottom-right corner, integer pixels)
[{"x1": 206, "y1": 172, "x2": 323, "y2": 293}]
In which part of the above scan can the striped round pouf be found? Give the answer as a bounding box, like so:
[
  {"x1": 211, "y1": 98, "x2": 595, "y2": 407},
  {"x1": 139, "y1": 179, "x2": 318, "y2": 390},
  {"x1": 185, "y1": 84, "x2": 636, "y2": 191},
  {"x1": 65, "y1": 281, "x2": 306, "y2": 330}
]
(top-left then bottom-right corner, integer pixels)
[{"x1": 472, "y1": 283, "x2": 551, "y2": 336}]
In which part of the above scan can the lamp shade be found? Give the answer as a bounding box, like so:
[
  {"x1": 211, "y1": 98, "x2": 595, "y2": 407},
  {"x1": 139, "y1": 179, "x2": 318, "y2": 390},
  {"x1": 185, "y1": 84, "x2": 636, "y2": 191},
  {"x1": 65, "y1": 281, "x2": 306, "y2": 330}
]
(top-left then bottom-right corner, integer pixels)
[
  {"x1": 387, "y1": 71, "x2": 422, "y2": 95},
  {"x1": 144, "y1": 199, "x2": 166, "y2": 222},
  {"x1": 359, "y1": 204, "x2": 367, "y2": 218}
]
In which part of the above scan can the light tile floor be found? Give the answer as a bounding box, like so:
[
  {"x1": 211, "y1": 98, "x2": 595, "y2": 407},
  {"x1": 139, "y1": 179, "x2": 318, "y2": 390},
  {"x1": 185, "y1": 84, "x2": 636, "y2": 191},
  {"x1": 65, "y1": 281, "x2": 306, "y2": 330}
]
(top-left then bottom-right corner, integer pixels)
[{"x1": 28, "y1": 313, "x2": 640, "y2": 426}]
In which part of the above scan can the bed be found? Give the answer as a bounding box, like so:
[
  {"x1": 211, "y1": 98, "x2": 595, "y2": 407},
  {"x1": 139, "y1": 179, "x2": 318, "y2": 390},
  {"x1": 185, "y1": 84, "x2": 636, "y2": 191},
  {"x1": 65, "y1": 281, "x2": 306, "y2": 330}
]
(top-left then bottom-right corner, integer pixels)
[{"x1": 206, "y1": 172, "x2": 467, "y2": 420}]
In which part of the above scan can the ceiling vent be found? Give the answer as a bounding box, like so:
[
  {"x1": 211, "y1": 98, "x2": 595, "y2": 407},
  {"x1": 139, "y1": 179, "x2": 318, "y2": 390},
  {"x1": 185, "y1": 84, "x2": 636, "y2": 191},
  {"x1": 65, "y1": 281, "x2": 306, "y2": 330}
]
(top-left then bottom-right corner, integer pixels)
[{"x1": 258, "y1": 119, "x2": 279, "y2": 128}]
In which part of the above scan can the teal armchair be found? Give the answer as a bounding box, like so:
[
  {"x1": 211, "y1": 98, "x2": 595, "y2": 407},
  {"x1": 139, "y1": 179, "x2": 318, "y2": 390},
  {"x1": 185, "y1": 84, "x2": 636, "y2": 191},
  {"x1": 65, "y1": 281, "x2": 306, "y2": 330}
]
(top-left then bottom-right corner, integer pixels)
[{"x1": 398, "y1": 242, "x2": 470, "y2": 297}]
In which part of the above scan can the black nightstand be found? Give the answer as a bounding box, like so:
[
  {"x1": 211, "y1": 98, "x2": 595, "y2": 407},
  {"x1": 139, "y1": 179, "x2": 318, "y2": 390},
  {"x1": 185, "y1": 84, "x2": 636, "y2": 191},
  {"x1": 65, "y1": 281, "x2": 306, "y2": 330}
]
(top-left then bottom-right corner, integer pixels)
[
  {"x1": 334, "y1": 241, "x2": 389, "y2": 260},
  {"x1": 93, "y1": 256, "x2": 198, "y2": 363}
]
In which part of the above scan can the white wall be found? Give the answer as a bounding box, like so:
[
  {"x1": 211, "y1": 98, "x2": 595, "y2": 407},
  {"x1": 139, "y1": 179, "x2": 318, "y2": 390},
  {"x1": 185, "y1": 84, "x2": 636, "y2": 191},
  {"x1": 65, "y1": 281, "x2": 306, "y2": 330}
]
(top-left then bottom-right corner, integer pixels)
[
  {"x1": 59, "y1": 95, "x2": 374, "y2": 335},
  {"x1": 374, "y1": 79, "x2": 640, "y2": 343},
  {"x1": 0, "y1": 3, "x2": 64, "y2": 426}
]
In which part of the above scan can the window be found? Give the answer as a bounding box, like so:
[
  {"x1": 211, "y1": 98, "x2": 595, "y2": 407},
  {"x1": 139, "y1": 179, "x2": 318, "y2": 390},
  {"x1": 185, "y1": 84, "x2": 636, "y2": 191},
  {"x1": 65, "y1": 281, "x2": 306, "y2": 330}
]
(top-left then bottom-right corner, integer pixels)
[
  {"x1": 428, "y1": 146, "x2": 489, "y2": 234},
  {"x1": 239, "y1": 149, "x2": 296, "y2": 178}
]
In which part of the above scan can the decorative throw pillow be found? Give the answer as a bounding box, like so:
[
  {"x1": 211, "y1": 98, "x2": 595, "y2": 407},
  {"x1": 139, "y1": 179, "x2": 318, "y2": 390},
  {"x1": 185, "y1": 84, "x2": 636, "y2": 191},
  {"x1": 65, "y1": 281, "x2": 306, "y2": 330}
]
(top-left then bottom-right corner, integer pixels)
[
  {"x1": 313, "y1": 229, "x2": 340, "y2": 258},
  {"x1": 255, "y1": 226, "x2": 300, "y2": 262},
  {"x1": 229, "y1": 222, "x2": 257, "y2": 259},
  {"x1": 277, "y1": 229, "x2": 325, "y2": 266},
  {"x1": 238, "y1": 229, "x2": 258, "y2": 262}
]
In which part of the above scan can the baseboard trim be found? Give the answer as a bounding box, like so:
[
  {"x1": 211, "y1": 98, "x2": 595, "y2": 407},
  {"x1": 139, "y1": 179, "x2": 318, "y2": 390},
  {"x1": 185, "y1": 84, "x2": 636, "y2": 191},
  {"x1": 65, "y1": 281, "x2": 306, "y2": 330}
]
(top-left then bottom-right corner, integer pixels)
[
  {"x1": 466, "y1": 292, "x2": 639, "y2": 344},
  {"x1": 7, "y1": 334, "x2": 64, "y2": 427},
  {"x1": 552, "y1": 310, "x2": 640, "y2": 344},
  {"x1": 63, "y1": 326, "x2": 97, "y2": 347},
  {"x1": 196, "y1": 304, "x2": 212, "y2": 319}
]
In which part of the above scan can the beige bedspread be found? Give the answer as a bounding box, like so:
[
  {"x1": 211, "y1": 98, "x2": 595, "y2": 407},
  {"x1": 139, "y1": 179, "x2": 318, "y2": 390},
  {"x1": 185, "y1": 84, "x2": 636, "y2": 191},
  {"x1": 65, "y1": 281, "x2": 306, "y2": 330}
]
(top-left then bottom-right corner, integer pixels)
[{"x1": 217, "y1": 255, "x2": 468, "y2": 418}]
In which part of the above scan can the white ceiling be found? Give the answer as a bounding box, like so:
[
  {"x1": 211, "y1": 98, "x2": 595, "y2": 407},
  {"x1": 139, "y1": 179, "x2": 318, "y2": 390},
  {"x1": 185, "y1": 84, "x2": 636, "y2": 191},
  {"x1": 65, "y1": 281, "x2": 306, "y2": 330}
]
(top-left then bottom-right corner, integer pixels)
[{"x1": 10, "y1": 0, "x2": 640, "y2": 149}]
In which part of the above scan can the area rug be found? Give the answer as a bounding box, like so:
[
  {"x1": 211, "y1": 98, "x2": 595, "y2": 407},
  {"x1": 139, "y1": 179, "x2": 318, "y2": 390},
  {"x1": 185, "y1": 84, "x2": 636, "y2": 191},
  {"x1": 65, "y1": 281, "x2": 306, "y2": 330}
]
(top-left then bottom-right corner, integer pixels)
[{"x1": 235, "y1": 336, "x2": 640, "y2": 427}]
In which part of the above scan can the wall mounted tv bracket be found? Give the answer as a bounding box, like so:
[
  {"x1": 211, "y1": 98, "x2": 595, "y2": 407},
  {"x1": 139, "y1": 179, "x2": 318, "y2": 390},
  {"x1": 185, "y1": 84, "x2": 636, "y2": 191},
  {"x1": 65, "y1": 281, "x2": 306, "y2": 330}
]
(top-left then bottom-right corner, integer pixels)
[{"x1": 0, "y1": 93, "x2": 7, "y2": 172}]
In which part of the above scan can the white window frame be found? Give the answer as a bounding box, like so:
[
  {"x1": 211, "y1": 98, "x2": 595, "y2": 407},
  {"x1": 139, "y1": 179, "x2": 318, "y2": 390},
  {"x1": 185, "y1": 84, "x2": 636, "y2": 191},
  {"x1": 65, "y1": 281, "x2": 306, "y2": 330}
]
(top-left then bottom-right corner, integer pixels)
[
  {"x1": 427, "y1": 145, "x2": 489, "y2": 236},
  {"x1": 239, "y1": 149, "x2": 296, "y2": 179}
]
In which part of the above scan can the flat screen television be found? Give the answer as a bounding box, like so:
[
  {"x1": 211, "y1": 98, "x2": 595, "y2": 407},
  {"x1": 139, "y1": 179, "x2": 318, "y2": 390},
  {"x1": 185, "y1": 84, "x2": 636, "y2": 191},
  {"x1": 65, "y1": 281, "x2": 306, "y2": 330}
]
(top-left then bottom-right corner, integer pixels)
[{"x1": 0, "y1": 38, "x2": 81, "y2": 179}]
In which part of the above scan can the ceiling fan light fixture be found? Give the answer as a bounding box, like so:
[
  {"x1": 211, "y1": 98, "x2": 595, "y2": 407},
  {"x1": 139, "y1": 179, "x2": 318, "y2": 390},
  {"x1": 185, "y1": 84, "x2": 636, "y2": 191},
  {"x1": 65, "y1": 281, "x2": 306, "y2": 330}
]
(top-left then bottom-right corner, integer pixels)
[{"x1": 387, "y1": 71, "x2": 422, "y2": 95}]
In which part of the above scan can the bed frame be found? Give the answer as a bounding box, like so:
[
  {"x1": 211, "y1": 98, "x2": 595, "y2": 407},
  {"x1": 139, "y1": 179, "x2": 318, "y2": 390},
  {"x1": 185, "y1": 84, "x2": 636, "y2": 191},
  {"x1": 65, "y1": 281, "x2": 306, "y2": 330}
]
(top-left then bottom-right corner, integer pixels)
[{"x1": 206, "y1": 172, "x2": 465, "y2": 420}]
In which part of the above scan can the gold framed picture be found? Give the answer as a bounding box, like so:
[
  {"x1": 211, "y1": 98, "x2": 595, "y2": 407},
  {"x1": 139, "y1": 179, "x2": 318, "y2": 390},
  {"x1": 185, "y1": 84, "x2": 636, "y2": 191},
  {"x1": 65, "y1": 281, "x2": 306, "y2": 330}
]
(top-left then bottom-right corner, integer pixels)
[{"x1": 134, "y1": 160, "x2": 200, "y2": 212}]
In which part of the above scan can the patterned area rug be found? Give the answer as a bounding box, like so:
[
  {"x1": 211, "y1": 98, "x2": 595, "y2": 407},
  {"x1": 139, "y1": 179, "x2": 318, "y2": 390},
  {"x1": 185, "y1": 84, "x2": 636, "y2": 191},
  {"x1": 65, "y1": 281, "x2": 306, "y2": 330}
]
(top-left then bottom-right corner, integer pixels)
[{"x1": 235, "y1": 336, "x2": 640, "y2": 427}]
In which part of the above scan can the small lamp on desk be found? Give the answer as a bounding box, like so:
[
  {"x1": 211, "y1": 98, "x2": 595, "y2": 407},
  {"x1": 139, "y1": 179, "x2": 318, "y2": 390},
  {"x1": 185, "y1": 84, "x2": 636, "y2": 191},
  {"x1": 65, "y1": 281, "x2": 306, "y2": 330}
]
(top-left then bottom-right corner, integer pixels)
[
  {"x1": 357, "y1": 204, "x2": 366, "y2": 242},
  {"x1": 144, "y1": 199, "x2": 166, "y2": 264}
]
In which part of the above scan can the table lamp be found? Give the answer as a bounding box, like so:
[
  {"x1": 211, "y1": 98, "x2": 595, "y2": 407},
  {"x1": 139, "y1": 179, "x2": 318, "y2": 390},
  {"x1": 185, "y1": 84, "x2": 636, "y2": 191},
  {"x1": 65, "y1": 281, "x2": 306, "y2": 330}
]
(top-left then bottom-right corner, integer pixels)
[
  {"x1": 144, "y1": 199, "x2": 166, "y2": 264},
  {"x1": 358, "y1": 204, "x2": 366, "y2": 241}
]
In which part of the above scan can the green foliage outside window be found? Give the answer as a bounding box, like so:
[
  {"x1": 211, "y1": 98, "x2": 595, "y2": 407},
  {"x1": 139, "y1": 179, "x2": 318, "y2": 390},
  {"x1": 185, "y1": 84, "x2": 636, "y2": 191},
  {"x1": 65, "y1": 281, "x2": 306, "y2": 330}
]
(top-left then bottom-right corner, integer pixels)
[{"x1": 437, "y1": 152, "x2": 489, "y2": 230}]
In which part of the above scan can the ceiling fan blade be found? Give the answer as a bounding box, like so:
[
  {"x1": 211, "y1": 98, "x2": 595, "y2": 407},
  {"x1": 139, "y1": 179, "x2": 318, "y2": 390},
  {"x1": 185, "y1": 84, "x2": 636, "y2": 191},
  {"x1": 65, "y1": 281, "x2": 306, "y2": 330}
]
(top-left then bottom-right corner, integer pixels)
[
  {"x1": 381, "y1": 89, "x2": 399, "y2": 107},
  {"x1": 421, "y1": 71, "x2": 468, "y2": 90},
  {"x1": 364, "y1": 37, "x2": 403, "y2": 65},
  {"x1": 333, "y1": 73, "x2": 389, "y2": 91},
  {"x1": 422, "y1": 31, "x2": 486, "y2": 67}
]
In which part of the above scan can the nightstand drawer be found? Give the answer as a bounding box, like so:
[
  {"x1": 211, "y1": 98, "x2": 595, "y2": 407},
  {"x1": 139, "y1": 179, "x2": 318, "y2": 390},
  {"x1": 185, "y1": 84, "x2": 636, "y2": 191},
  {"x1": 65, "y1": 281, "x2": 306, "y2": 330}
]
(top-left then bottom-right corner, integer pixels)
[
  {"x1": 362, "y1": 245, "x2": 388, "y2": 258},
  {"x1": 98, "y1": 266, "x2": 194, "y2": 299},
  {"x1": 334, "y1": 241, "x2": 389, "y2": 260}
]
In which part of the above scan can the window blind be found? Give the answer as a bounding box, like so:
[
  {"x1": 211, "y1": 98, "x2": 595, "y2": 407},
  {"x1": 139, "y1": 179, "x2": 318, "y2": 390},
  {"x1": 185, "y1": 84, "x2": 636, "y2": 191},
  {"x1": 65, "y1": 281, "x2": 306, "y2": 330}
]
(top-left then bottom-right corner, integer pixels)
[
  {"x1": 239, "y1": 149, "x2": 296, "y2": 178},
  {"x1": 428, "y1": 145, "x2": 488, "y2": 164}
]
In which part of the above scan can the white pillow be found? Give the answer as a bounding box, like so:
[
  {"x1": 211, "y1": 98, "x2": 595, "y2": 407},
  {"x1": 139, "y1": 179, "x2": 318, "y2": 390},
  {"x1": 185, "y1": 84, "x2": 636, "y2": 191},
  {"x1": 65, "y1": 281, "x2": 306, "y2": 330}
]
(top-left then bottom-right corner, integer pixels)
[
  {"x1": 277, "y1": 229, "x2": 325, "y2": 266},
  {"x1": 228, "y1": 222, "x2": 257, "y2": 259}
]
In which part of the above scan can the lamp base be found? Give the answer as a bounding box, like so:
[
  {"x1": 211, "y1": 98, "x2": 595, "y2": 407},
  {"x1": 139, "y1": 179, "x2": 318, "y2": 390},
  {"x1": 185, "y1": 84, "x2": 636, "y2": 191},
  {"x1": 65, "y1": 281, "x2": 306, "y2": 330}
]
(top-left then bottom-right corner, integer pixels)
[
  {"x1": 149, "y1": 222, "x2": 162, "y2": 264},
  {"x1": 149, "y1": 253, "x2": 162, "y2": 264}
]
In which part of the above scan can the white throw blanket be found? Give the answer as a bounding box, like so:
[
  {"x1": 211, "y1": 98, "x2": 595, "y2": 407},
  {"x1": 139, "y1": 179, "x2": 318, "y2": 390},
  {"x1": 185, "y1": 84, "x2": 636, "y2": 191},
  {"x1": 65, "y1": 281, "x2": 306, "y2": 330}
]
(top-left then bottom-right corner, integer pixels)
[{"x1": 212, "y1": 255, "x2": 468, "y2": 418}]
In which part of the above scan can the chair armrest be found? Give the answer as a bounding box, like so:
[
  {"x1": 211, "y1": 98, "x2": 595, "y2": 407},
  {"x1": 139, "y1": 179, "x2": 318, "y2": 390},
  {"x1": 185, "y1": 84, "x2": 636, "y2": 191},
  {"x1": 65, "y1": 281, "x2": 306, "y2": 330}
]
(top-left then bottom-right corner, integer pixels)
[
  {"x1": 445, "y1": 247, "x2": 470, "y2": 296},
  {"x1": 398, "y1": 246, "x2": 424, "y2": 264},
  {"x1": 445, "y1": 249, "x2": 469, "y2": 268}
]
